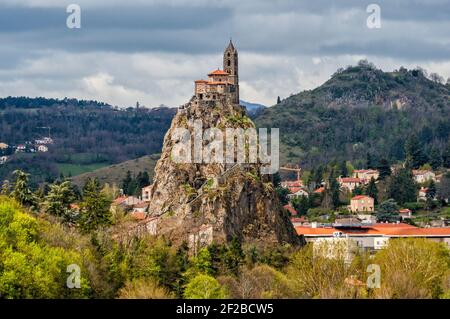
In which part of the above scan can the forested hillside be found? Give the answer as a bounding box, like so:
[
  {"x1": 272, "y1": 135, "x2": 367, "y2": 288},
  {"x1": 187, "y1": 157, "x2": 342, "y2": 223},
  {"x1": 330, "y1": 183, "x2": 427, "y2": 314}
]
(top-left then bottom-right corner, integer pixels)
[
  {"x1": 0, "y1": 97, "x2": 176, "y2": 185},
  {"x1": 255, "y1": 62, "x2": 450, "y2": 168}
]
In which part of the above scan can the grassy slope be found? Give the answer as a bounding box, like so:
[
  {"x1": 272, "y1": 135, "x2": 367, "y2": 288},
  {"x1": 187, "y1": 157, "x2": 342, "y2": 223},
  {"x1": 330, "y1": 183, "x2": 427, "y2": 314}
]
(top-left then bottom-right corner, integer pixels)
[{"x1": 70, "y1": 153, "x2": 160, "y2": 187}]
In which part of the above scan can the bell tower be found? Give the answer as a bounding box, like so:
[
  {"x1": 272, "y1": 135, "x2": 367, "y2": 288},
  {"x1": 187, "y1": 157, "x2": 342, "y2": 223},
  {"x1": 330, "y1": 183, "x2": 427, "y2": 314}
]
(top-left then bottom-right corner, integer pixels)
[{"x1": 223, "y1": 40, "x2": 239, "y2": 104}]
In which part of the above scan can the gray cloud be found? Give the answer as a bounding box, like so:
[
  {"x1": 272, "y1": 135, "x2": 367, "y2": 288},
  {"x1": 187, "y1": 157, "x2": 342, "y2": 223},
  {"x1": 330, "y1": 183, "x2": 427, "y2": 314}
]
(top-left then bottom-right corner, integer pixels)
[{"x1": 0, "y1": 0, "x2": 449, "y2": 107}]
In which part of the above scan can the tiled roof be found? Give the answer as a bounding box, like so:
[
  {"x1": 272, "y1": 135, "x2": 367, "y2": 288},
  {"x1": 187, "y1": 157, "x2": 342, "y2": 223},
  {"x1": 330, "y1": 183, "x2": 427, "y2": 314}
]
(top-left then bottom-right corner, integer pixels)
[
  {"x1": 340, "y1": 177, "x2": 362, "y2": 183},
  {"x1": 289, "y1": 187, "x2": 307, "y2": 194},
  {"x1": 133, "y1": 202, "x2": 149, "y2": 209},
  {"x1": 112, "y1": 196, "x2": 127, "y2": 205},
  {"x1": 314, "y1": 187, "x2": 325, "y2": 193},
  {"x1": 208, "y1": 69, "x2": 229, "y2": 76},
  {"x1": 283, "y1": 204, "x2": 297, "y2": 215},
  {"x1": 351, "y1": 195, "x2": 372, "y2": 200},
  {"x1": 295, "y1": 222, "x2": 450, "y2": 237},
  {"x1": 131, "y1": 212, "x2": 146, "y2": 220}
]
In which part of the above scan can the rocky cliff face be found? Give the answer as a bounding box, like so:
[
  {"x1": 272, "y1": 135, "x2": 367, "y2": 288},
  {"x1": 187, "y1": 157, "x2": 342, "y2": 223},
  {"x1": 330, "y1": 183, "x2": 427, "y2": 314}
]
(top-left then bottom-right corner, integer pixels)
[{"x1": 146, "y1": 97, "x2": 302, "y2": 249}]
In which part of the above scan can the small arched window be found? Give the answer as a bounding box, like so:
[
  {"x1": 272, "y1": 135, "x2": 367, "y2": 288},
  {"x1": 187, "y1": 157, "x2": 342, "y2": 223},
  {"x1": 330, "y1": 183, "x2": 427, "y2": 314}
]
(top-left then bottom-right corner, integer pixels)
[{"x1": 227, "y1": 60, "x2": 231, "y2": 66}]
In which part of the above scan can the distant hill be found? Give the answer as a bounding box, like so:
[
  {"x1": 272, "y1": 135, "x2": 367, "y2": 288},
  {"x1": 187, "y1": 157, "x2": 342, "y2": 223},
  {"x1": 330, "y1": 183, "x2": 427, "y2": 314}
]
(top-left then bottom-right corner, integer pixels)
[
  {"x1": 240, "y1": 100, "x2": 266, "y2": 118},
  {"x1": 70, "y1": 153, "x2": 160, "y2": 187},
  {"x1": 255, "y1": 61, "x2": 450, "y2": 167},
  {"x1": 0, "y1": 97, "x2": 176, "y2": 185}
]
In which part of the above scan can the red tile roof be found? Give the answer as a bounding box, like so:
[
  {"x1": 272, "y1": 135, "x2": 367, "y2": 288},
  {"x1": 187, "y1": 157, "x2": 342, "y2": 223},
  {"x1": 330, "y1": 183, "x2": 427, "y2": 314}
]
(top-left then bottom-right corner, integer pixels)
[
  {"x1": 314, "y1": 187, "x2": 325, "y2": 193},
  {"x1": 351, "y1": 195, "x2": 373, "y2": 200},
  {"x1": 295, "y1": 222, "x2": 450, "y2": 237},
  {"x1": 195, "y1": 80, "x2": 208, "y2": 83},
  {"x1": 133, "y1": 202, "x2": 149, "y2": 209},
  {"x1": 283, "y1": 204, "x2": 297, "y2": 216},
  {"x1": 208, "y1": 69, "x2": 229, "y2": 76},
  {"x1": 289, "y1": 187, "x2": 307, "y2": 194},
  {"x1": 340, "y1": 177, "x2": 362, "y2": 183},
  {"x1": 112, "y1": 196, "x2": 127, "y2": 205},
  {"x1": 131, "y1": 212, "x2": 146, "y2": 220}
]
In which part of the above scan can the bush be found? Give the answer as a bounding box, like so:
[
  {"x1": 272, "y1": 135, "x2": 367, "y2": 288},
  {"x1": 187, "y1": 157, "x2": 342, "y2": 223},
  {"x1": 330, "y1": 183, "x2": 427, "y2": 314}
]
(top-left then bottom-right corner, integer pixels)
[
  {"x1": 118, "y1": 278, "x2": 173, "y2": 299},
  {"x1": 374, "y1": 238, "x2": 450, "y2": 298},
  {"x1": 183, "y1": 274, "x2": 227, "y2": 299}
]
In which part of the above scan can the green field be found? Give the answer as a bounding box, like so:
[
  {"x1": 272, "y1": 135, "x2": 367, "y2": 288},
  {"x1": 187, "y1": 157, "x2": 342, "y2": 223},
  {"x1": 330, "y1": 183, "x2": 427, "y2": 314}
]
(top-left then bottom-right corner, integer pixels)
[
  {"x1": 57, "y1": 163, "x2": 109, "y2": 177},
  {"x1": 70, "y1": 154, "x2": 160, "y2": 187}
]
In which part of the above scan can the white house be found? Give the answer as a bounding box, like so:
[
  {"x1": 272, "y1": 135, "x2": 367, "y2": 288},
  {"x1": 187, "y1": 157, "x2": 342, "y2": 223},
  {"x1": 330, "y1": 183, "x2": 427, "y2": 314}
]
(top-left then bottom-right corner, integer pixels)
[
  {"x1": 412, "y1": 170, "x2": 435, "y2": 184},
  {"x1": 0, "y1": 156, "x2": 8, "y2": 165},
  {"x1": 37, "y1": 145, "x2": 48, "y2": 153}
]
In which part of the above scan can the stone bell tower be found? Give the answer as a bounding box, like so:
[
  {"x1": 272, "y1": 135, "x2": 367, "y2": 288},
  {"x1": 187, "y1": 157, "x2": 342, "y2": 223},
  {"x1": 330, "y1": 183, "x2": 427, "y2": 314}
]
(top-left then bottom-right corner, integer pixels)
[{"x1": 223, "y1": 40, "x2": 239, "y2": 104}]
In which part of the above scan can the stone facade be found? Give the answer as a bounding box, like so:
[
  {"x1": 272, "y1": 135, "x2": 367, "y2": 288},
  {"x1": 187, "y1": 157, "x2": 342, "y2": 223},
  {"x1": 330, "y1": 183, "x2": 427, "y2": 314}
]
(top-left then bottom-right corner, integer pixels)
[{"x1": 193, "y1": 40, "x2": 239, "y2": 105}]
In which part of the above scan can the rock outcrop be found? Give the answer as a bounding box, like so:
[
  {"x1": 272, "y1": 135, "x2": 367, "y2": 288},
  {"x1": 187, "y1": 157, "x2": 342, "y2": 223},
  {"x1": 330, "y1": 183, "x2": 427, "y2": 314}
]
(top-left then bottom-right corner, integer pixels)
[{"x1": 146, "y1": 97, "x2": 302, "y2": 249}]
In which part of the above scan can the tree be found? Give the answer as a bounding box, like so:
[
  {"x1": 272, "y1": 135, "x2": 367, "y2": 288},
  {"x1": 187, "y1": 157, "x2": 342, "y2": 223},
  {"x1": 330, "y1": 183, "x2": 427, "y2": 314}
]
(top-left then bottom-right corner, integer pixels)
[
  {"x1": 44, "y1": 181, "x2": 76, "y2": 217},
  {"x1": 183, "y1": 274, "x2": 227, "y2": 299},
  {"x1": 323, "y1": 175, "x2": 340, "y2": 210},
  {"x1": 365, "y1": 177, "x2": 378, "y2": 204},
  {"x1": 292, "y1": 196, "x2": 309, "y2": 216},
  {"x1": 429, "y1": 147, "x2": 442, "y2": 170},
  {"x1": 352, "y1": 185, "x2": 363, "y2": 196},
  {"x1": 121, "y1": 171, "x2": 133, "y2": 195},
  {"x1": 11, "y1": 170, "x2": 36, "y2": 208},
  {"x1": 79, "y1": 178, "x2": 112, "y2": 232},
  {"x1": 376, "y1": 199, "x2": 400, "y2": 222},
  {"x1": 374, "y1": 238, "x2": 449, "y2": 298},
  {"x1": 443, "y1": 141, "x2": 450, "y2": 168},
  {"x1": 429, "y1": 72, "x2": 444, "y2": 84},
  {"x1": 339, "y1": 160, "x2": 348, "y2": 177},
  {"x1": 437, "y1": 173, "x2": 450, "y2": 203},
  {"x1": 366, "y1": 152, "x2": 375, "y2": 169},
  {"x1": 387, "y1": 168, "x2": 417, "y2": 204},
  {"x1": 273, "y1": 172, "x2": 289, "y2": 205},
  {"x1": 277, "y1": 96, "x2": 281, "y2": 104},
  {"x1": 377, "y1": 158, "x2": 391, "y2": 180},
  {"x1": 136, "y1": 171, "x2": 150, "y2": 189},
  {"x1": 223, "y1": 237, "x2": 244, "y2": 275},
  {"x1": 1, "y1": 180, "x2": 11, "y2": 195},
  {"x1": 118, "y1": 278, "x2": 173, "y2": 299},
  {"x1": 426, "y1": 180, "x2": 437, "y2": 201},
  {"x1": 404, "y1": 134, "x2": 427, "y2": 169},
  {"x1": 0, "y1": 197, "x2": 91, "y2": 298}
]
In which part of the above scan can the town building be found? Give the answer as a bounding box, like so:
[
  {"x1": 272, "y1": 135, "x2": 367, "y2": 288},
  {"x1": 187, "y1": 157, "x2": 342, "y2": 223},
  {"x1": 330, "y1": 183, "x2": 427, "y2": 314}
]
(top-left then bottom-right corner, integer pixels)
[
  {"x1": 191, "y1": 40, "x2": 239, "y2": 105},
  {"x1": 283, "y1": 204, "x2": 297, "y2": 216},
  {"x1": 287, "y1": 187, "x2": 309, "y2": 199},
  {"x1": 352, "y1": 169, "x2": 379, "y2": 181},
  {"x1": 0, "y1": 156, "x2": 8, "y2": 165},
  {"x1": 338, "y1": 177, "x2": 362, "y2": 192},
  {"x1": 37, "y1": 145, "x2": 48, "y2": 153},
  {"x1": 412, "y1": 170, "x2": 436, "y2": 184},
  {"x1": 399, "y1": 208, "x2": 413, "y2": 220},
  {"x1": 142, "y1": 185, "x2": 152, "y2": 202},
  {"x1": 35, "y1": 137, "x2": 54, "y2": 145},
  {"x1": 15, "y1": 144, "x2": 26, "y2": 153},
  {"x1": 313, "y1": 186, "x2": 325, "y2": 194},
  {"x1": 295, "y1": 223, "x2": 450, "y2": 251},
  {"x1": 350, "y1": 195, "x2": 375, "y2": 213}
]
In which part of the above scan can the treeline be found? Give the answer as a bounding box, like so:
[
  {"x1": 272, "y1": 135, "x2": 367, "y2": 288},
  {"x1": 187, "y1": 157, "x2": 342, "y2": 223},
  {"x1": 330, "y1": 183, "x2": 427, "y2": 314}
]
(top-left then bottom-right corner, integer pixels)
[
  {"x1": 276, "y1": 137, "x2": 450, "y2": 223},
  {"x1": 0, "y1": 97, "x2": 176, "y2": 184},
  {"x1": 1, "y1": 170, "x2": 450, "y2": 299},
  {"x1": 256, "y1": 63, "x2": 450, "y2": 168}
]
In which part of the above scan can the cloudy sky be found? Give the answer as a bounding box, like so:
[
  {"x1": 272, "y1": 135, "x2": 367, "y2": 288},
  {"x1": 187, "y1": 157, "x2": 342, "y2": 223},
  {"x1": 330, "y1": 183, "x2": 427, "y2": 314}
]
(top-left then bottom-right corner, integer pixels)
[{"x1": 0, "y1": 0, "x2": 449, "y2": 107}]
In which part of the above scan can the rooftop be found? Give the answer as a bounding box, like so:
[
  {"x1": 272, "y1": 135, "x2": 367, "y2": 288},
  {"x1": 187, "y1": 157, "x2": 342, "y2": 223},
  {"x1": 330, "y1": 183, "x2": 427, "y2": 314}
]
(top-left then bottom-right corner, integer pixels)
[
  {"x1": 208, "y1": 69, "x2": 229, "y2": 76},
  {"x1": 295, "y1": 223, "x2": 450, "y2": 237}
]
